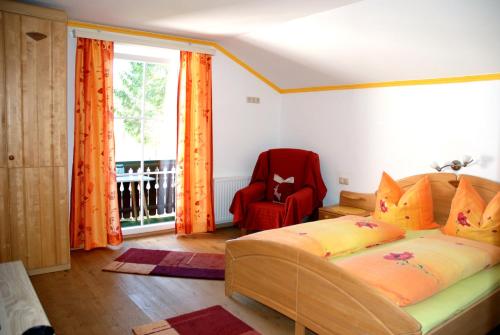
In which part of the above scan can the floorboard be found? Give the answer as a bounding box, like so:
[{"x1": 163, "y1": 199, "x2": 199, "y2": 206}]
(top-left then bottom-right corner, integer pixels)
[{"x1": 30, "y1": 227, "x2": 296, "y2": 335}]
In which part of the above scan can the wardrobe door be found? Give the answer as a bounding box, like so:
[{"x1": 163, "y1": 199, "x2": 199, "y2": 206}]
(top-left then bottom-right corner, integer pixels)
[
  {"x1": 2, "y1": 12, "x2": 23, "y2": 266},
  {"x1": 22, "y1": 15, "x2": 55, "y2": 270},
  {"x1": 1, "y1": 10, "x2": 69, "y2": 273},
  {"x1": 3, "y1": 12, "x2": 36, "y2": 269}
]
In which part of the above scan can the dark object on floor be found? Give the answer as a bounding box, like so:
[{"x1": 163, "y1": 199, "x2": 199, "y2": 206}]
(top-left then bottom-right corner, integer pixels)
[{"x1": 23, "y1": 325, "x2": 55, "y2": 335}]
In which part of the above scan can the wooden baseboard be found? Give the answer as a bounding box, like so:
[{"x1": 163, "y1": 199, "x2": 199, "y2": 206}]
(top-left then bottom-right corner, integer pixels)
[{"x1": 28, "y1": 263, "x2": 71, "y2": 276}]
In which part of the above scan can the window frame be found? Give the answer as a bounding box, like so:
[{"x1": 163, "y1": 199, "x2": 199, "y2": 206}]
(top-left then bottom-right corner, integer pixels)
[{"x1": 113, "y1": 52, "x2": 176, "y2": 234}]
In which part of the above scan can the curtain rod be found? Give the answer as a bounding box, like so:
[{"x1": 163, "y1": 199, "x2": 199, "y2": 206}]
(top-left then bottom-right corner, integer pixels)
[{"x1": 71, "y1": 27, "x2": 217, "y2": 56}]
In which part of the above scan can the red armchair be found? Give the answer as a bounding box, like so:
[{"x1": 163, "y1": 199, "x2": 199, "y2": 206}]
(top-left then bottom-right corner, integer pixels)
[{"x1": 229, "y1": 148, "x2": 327, "y2": 231}]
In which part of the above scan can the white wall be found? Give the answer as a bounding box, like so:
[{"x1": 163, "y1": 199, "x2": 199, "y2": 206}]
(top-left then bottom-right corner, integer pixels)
[
  {"x1": 280, "y1": 81, "x2": 500, "y2": 205},
  {"x1": 212, "y1": 53, "x2": 281, "y2": 178}
]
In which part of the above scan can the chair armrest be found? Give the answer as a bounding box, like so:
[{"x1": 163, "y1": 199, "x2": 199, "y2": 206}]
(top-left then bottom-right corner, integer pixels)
[
  {"x1": 286, "y1": 187, "x2": 314, "y2": 209},
  {"x1": 229, "y1": 182, "x2": 266, "y2": 223},
  {"x1": 239, "y1": 182, "x2": 266, "y2": 203},
  {"x1": 283, "y1": 187, "x2": 315, "y2": 226},
  {"x1": 338, "y1": 191, "x2": 376, "y2": 212}
]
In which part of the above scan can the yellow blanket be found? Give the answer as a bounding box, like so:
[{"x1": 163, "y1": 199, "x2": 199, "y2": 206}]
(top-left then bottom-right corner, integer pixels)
[{"x1": 240, "y1": 215, "x2": 405, "y2": 257}]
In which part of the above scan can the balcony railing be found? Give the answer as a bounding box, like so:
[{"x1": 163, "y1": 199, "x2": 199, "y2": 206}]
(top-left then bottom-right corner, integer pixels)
[{"x1": 116, "y1": 160, "x2": 175, "y2": 227}]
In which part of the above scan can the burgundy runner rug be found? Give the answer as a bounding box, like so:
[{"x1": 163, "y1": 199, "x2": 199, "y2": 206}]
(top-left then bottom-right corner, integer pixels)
[
  {"x1": 133, "y1": 305, "x2": 260, "y2": 335},
  {"x1": 103, "y1": 248, "x2": 225, "y2": 280}
]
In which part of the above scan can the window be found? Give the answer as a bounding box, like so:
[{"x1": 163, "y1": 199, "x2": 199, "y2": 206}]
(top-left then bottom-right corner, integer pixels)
[{"x1": 113, "y1": 43, "x2": 179, "y2": 233}]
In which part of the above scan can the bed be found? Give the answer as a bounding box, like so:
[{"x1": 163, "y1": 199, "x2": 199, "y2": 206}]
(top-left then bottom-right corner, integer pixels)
[{"x1": 225, "y1": 173, "x2": 500, "y2": 335}]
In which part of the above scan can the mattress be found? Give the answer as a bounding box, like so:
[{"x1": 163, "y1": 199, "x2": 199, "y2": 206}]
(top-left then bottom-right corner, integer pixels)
[
  {"x1": 331, "y1": 229, "x2": 500, "y2": 334},
  {"x1": 405, "y1": 265, "x2": 499, "y2": 334}
]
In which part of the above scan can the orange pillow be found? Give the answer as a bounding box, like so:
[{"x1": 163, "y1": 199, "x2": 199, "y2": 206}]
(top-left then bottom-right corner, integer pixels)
[
  {"x1": 442, "y1": 178, "x2": 500, "y2": 246},
  {"x1": 373, "y1": 172, "x2": 438, "y2": 230}
]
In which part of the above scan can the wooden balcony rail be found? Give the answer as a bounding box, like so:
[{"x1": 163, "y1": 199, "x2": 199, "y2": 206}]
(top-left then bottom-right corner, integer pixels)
[{"x1": 116, "y1": 163, "x2": 176, "y2": 222}]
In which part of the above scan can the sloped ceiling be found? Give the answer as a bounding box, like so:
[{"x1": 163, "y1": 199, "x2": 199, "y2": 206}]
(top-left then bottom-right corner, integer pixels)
[{"x1": 23, "y1": 0, "x2": 500, "y2": 89}]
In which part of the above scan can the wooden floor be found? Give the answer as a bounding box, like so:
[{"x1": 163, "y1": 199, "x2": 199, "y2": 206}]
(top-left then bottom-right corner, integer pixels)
[{"x1": 30, "y1": 227, "x2": 297, "y2": 335}]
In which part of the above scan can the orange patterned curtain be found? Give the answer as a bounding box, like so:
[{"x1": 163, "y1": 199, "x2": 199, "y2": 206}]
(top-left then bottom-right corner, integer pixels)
[
  {"x1": 176, "y1": 51, "x2": 215, "y2": 234},
  {"x1": 70, "y1": 38, "x2": 123, "y2": 250}
]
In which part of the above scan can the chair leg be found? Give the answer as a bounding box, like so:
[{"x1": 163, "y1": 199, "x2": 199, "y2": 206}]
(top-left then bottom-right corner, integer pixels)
[{"x1": 295, "y1": 321, "x2": 306, "y2": 335}]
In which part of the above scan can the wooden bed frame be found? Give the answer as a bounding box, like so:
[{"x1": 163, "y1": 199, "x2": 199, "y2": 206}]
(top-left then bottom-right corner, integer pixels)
[{"x1": 225, "y1": 173, "x2": 500, "y2": 335}]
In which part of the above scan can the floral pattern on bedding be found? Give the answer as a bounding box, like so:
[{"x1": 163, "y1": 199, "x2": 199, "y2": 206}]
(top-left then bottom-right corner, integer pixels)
[{"x1": 335, "y1": 234, "x2": 500, "y2": 306}]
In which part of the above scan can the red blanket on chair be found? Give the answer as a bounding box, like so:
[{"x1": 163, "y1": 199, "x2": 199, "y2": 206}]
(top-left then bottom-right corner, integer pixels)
[{"x1": 230, "y1": 149, "x2": 327, "y2": 230}]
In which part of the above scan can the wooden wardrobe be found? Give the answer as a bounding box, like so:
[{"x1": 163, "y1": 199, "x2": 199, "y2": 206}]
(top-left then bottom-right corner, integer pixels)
[{"x1": 0, "y1": 1, "x2": 69, "y2": 275}]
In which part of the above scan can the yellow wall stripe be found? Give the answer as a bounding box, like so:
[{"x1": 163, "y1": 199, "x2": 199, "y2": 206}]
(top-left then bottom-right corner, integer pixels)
[
  {"x1": 280, "y1": 73, "x2": 500, "y2": 94},
  {"x1": 67, "y1": 21, "x2": 500, "y2": 94},
  {"x1": 68, "y1": 20, "x2": 215, "y2": 46},
  {"x1": 214, "y1": 44, "x2": 282, "y2": 92}
]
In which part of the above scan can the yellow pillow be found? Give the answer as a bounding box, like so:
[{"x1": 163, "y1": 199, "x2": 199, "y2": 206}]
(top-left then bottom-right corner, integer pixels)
[
  {"x1": 373, "y1": 172, "x2": 438, "y2": 230},
  {"x1": 442, "y1": 178, "x2": 500, "y2": 246}
]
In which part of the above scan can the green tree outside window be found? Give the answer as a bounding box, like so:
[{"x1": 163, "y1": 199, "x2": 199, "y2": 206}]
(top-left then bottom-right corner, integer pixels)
[{"x1": 114, "y1": 61, "x2": 168, "y2": 144}]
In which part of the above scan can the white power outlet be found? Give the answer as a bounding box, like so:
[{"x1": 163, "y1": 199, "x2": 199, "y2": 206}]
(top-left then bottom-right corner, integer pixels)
[{"x1": 339, "y1": 177, "x2": 349, "y2": 185}]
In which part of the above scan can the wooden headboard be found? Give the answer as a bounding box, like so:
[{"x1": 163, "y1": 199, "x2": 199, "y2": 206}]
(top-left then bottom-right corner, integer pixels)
[
  {"x1": 339, "y1": 173, "x2": 500, "y2": 225},
  {"x1": 459, "y1": 174, "x2": 500, "y2": 203}
]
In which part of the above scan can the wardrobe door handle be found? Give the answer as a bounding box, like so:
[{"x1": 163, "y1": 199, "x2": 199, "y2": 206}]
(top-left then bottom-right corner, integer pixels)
[{"x1": 8, "y1": 155, "x2": 14, "y2": 160}]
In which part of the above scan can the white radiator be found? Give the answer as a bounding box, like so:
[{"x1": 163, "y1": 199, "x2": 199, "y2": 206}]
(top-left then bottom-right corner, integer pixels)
[{"x1": 214, "y1": 176, "x2": 250, "y2": 224}]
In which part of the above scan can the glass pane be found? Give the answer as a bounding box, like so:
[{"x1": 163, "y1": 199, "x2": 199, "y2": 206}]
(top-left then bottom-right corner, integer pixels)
[
  {"x1": 114, "y1": 59, "x2": 144, "y2": 119},
  {"x1": 144, "y1": 62, "x2": 168, "y2": 120},
  {"x1": 143, "y1": 118, "x2": 176, "y2": 221},
  {"x1": 113, "y1": 55, "x2": 177, "y2": 229},
  {"x1": 114, "y1": 118, "x2": 142, "y2": 163},
  {"x1": 143, "y1": 119, "x2": 176, "y2": 162},
  {"x1": 115, "y1": 118, "x2": 143, "y2": 227}
]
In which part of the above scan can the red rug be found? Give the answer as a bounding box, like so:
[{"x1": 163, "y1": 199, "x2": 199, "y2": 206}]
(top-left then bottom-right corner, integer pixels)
[
  {"x1": 103, "y1": 248, "x2": 225, "y2": 280},
  {"x1": 133, "y1": 305, "x2": 260, "y2": 335}
]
